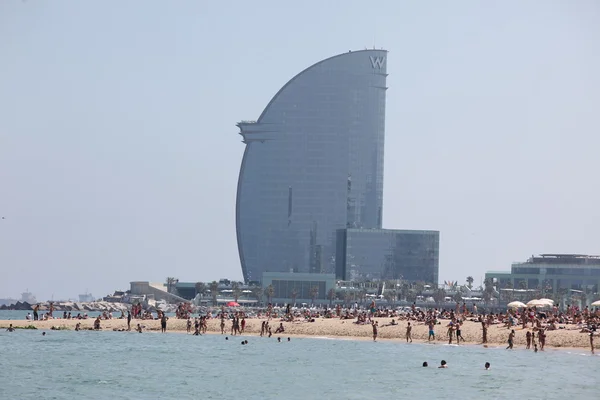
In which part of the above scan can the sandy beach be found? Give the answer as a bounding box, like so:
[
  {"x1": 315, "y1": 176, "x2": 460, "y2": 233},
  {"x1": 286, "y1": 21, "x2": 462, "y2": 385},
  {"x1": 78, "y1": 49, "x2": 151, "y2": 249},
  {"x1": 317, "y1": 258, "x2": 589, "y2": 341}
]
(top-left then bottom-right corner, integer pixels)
[{"x1": 1, "y1": 317, "x2": 595, "y2": 350}]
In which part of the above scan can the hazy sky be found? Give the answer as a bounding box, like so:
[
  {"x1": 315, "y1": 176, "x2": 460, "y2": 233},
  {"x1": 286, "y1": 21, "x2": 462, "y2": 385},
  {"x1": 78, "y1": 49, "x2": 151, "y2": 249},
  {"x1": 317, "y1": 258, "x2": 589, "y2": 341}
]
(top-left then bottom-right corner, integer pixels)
[{"x1": 1, "y1": 1, "x2": 599, "y2": 301}]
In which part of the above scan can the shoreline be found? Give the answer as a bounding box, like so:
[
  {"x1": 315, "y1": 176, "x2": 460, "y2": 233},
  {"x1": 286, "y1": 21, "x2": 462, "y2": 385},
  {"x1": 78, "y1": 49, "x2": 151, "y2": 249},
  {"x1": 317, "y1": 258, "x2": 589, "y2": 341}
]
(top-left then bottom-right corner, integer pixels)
[{"x1": 1, "y1": 317, "x2": 595, "y2": 352}]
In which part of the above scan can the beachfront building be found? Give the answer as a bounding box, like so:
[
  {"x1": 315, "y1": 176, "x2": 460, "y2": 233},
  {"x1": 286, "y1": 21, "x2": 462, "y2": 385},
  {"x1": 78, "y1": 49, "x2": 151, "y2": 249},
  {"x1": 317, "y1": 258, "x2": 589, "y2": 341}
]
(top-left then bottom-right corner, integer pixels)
[
  {"x1": 261, "y1": 272, "x2": 336, "y2": 304},
  {"x1": 235, "y1": 49, "x2": 440, "y2": 285},
  {"x1": 235, "y1": 49, "x2": 388, "y2": 283},
  {"x1": 335, "y1": 228, "x2": 439, "y2": 282},
  {"x1": 485, "y1": 254, "x2": 600, "y2": 299}
]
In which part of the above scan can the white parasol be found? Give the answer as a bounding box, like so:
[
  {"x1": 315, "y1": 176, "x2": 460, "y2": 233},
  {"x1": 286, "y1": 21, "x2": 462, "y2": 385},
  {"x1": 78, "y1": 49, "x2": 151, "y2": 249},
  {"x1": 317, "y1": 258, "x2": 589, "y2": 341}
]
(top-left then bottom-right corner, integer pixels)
[
  {"x1": 527, "y1": 299, "x2": 552, "y2": 307},
  {"x1": 507, "y1": 301, "x2": 527, "y2": 308}
]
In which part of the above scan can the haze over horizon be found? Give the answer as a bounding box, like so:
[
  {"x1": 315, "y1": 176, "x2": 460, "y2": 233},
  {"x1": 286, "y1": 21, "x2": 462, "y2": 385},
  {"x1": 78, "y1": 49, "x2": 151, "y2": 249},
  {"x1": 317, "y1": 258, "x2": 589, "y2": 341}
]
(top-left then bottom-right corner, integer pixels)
[{"x1": 1, "y1": 1, "x2": 599, "y2": 301}]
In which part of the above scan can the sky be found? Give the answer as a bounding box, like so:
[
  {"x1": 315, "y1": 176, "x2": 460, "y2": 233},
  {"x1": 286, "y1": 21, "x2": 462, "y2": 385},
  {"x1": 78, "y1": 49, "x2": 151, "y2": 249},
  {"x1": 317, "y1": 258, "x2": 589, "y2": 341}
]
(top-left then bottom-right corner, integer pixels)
[{"x1": 1, "y1": 0, "x2": 599, "y2": 301}]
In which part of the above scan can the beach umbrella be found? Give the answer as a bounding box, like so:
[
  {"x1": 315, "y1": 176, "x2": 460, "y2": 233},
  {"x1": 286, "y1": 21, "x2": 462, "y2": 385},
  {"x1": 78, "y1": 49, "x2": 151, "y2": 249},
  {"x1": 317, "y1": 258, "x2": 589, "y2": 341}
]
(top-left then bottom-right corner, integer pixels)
[
  {"x1": 591, "y1": 300, "x2": 600, "y2": 307},
  {"x1": 226, "y1": 301, "x2": 240, "y2": 307},
  {"x1": 507, "y1": 301, "x2": 526, "y2": 308},
  {"x1": 538, "y1": 298, "x2": 554, "y2": 304},
  {"x1": 527, "y1": 299, "x2": 551, "y2": 307}
]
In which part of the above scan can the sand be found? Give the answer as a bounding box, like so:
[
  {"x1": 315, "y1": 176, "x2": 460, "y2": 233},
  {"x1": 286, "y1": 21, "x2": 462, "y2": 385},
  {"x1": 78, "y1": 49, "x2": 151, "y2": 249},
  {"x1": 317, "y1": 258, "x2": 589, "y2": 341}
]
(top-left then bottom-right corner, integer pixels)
[{"x1": 1, "y1": 317, "x2": 595, "y2": 351}]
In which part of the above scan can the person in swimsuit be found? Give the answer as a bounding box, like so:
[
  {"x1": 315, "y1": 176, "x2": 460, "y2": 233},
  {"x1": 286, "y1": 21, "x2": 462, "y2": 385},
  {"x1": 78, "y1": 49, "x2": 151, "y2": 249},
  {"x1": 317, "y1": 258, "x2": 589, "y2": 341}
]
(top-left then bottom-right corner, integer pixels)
[
  {"x1": 506, "y1": 329, "x2": 515, "y2": 349},
  {"x1": 590, "y1": 332, "x2": 594, "y2": 354},
  {"x1": 406, "y1": 322, "x2": 413, "y2": 343},
  {"x1": 428, "y1": 321, "x2": 435, "y2": 342},
  {"x1": 160, "y1": 314, "x2": 168, "y2": 333},
  {"x1": 372, "y1": 321, "x2": 378, "y2": 342},
  {"x1": 455, "y1": 320, "x2": 463, "y2": 344},
  {"x1": 6, "y1": 324, "x2": 15, "y2": 332}
]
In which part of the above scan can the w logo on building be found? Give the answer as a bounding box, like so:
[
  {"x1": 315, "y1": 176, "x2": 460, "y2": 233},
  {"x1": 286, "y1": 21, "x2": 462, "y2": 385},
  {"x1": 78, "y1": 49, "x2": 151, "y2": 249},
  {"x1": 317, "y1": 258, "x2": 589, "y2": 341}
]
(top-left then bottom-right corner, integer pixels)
[{"x1": 370, "y1": 56, "x2": 386, "y2": 69}]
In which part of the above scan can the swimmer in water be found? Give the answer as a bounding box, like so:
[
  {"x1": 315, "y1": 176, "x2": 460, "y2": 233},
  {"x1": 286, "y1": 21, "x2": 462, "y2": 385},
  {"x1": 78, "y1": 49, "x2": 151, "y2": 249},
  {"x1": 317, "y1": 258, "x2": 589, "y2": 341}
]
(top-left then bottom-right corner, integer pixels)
[
  {"x1": 438, "y1": 360, "x2": 447, "y2": 368},
  {"x1": 6, "y1": 324, "x2": 15, "y2": 332},
  {"x1": 422, "y1": 362, "x2": 428, "y2": 367},
  {"x1": 485, "y1": 362, "x2": 490, "y2": 370}
]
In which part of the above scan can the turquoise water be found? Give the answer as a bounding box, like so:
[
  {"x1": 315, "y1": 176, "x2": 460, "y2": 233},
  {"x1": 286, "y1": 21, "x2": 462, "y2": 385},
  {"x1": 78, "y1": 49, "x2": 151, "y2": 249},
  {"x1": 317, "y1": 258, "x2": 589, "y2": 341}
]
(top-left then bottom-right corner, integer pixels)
[{"x1": 0, "y1": 328, "x2": 597, "y2": 400}]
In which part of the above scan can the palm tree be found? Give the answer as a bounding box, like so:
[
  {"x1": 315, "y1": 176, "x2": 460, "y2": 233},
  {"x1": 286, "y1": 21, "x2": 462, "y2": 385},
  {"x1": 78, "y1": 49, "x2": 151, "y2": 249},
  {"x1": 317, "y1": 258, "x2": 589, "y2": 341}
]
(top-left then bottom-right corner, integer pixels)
[
  {"x1": 309, "y1": 286, "x2": 319, "y2": 305},
  {"x1": 359, "y1": 288, "x2": 368, "y2": 304},
  {"x1": 433, "y1": 288, "x2": 446, "y2": 306},
  {"x1": 166, "y1": 277, "x2": 178, "y2": 294},
  {"x1": 466, "y1": 276, "x2": 474, "y2": 289},
  {"x1": 384, "y1": 290, "x2": 395, "y2": 305},
  {"x1": 290, "y1": 287, "x2": 298, "y2": 305},
  {"x1": 195, "y1": 282, "x2": 206, "y2": 296},
  {"x1": 343, "y1": 290, "x2": 352, "y2": 305},
  {"x1": 251, "y1": 286, "x2": 263, "y2": 305},
  {"x1": 328, "y1": 288, "x2": 336, "y2": 306},
  {"x1": 209, "y1": 281, "x2": 219, "y2": 306},
  {"x1": 483, "y1": 278, "x2": 495, "y2": 305},
  {"x1": 265, "y1": 284, "x2": 275, "y2": 304},
  {"x1": 232, "y1": 282, "x2": 242, "y2": 303},
  {"x1": 453, "y1": 291, "x2": 462, "y2": 303}
]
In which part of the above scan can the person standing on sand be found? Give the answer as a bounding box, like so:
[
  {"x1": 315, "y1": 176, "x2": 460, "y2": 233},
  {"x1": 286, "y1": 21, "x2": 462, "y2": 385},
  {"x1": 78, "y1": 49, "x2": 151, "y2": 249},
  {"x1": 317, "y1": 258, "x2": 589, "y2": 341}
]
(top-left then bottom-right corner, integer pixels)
[
  {"x1": 481, "y1": 321, "x2": 487, "y2": 344},
  {"x1": 539, "y1": 329, "x2": 546, "y2": 351},
  {"x1": 127, "y1": 311, "x2": 131, "y2": 331},
  {"x1": 506, "y1": 329, "x2": 515, "y2": 349},
  {"x1": 186, "y1": 318, "x2": 192, "y2": 334},
  {"x1": 526, "y1": 330, "x2": 531, "y2": 349},
  {"x1": 33, "y1": 304, "x2": 39, "y2": 321},
  {"x1": 447, "y1": 320, "x2": 454, "y2": 345},
  {"x1": 455, "y1": 320, "x2": 463, "y2": 344},
  {"x1": 406, "y1": 322, "x2": 412, "y2": 343},
  {"x1": 428, "y1": 321, "x2": 435, "y2": 342},
  {"x1": 372, "y1": 320, "x2": 378, "y2": 342},
  {"x1": 590, "y1": 332, "x2": 594, "y2": 354},
  {"x1": 160, "y1": 314, "x2": 168, "y2": 333}
]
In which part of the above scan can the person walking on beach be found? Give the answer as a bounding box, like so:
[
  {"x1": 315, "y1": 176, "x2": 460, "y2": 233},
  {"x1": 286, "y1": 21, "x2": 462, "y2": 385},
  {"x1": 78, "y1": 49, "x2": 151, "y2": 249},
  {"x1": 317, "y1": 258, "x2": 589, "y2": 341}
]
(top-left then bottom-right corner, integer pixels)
[
  {"x1": 372, "y1": 320, "x2": 378, "y2": 342},
  {"x1": 506, "y1": 329, "x2": 515, "y2": 349},
  {"x1": 455, "y1": 320, "x2": 463, "y2": 344},
  {"x1": 406, "y1": 322, "x2": 413, "y2": 343},
  {"x1": 33, "y1": 304, "x2": 39, "y2": 321},
  {"x1": 186, "y1": 318, "x2": 192, "y2": 334},
  {"x1": 590, "y1": 332, "x2": 595, "y2": 354},
  {"x1": 160, "y1": 314, "x2": 168, "y2": 333},
  {"x1": 127, "y1": 311, "x2": 131, "y2": 331},
  {"x1": 526, "y1": 330, "x2": 531, "y2": 349}
]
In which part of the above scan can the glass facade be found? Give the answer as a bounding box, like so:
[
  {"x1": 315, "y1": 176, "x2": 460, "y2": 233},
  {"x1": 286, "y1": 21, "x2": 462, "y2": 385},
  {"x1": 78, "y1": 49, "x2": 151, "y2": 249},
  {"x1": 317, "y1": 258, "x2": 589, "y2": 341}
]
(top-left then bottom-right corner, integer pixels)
[
  {"x1": 236, "y1": 50, "x2": 388, "y2": 282},
  {"x1": 336, "y1": 229, "x2": 440, "y2": 283},
  {"x1": 262, "y1": 272, "x2": 336, "y2": 301},
  {"x1": 486, "y1": 255, "x2": 600, "y2": 294}
]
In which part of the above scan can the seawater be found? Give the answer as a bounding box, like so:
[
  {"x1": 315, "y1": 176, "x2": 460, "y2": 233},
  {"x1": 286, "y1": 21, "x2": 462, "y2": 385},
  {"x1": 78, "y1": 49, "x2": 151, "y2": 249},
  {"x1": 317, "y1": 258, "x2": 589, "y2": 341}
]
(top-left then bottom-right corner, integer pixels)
[{"x1": 0, "y1": 327, "x2": 598, "y2": 400}]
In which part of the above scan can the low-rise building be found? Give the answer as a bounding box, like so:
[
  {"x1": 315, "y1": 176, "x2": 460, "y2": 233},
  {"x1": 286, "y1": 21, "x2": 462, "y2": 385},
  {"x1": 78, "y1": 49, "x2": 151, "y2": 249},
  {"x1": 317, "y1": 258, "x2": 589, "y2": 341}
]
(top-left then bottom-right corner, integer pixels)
[
  {"x1": 485, "y1": 254, "x2": 600, "y2": 296},
  {"x1": 262, "y1": 272, "x2": 336, "y2": 303}
]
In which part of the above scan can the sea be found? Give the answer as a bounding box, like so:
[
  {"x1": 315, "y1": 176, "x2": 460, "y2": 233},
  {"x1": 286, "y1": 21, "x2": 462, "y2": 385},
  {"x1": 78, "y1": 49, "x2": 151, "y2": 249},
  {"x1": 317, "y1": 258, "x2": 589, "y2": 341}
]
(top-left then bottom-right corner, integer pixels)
[{"x1": 0, "y1": 311, "x2": 598, "y2": 399}]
